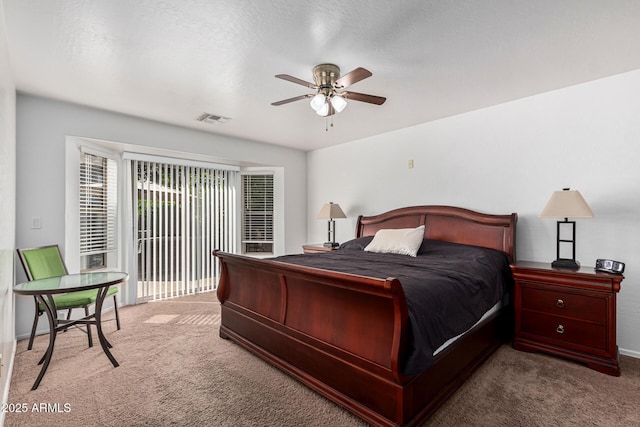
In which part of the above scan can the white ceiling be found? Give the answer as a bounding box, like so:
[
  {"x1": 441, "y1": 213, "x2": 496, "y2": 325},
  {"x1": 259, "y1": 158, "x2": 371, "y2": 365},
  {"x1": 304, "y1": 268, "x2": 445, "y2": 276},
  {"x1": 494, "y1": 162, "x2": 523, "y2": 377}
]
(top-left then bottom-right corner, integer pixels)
[{"x1": 4, "y1": 1, "x2": 640, "y2": 151}]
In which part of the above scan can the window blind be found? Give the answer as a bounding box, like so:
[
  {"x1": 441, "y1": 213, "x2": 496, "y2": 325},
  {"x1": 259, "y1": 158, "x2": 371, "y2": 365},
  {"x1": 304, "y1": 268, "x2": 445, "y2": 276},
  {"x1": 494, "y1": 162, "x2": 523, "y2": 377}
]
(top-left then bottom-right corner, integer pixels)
[
  {"x1": 133, "y1": 159, "x2": 237, "y2": 301},
  {"x1": 242, "y1": 174, "x2": 274, "y2": 254},
  {"x1": 80, "y1": 152, "x2": 117, "y2": 258}
]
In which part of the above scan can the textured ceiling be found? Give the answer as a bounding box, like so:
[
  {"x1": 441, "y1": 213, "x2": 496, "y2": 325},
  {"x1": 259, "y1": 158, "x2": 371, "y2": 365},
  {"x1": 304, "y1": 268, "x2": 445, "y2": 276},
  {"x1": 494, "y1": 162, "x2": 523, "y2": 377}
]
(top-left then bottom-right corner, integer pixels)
[{"x1": 4, "y1": 1, "x2": 640, "y2": 151}]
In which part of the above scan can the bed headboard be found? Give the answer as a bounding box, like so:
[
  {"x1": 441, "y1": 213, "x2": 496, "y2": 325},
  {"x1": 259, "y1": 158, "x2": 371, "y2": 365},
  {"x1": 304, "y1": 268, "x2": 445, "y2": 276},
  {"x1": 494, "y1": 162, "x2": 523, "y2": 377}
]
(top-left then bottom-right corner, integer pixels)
[{"x1": 355, "y1": 205, "x2": 517, "y2": 261}]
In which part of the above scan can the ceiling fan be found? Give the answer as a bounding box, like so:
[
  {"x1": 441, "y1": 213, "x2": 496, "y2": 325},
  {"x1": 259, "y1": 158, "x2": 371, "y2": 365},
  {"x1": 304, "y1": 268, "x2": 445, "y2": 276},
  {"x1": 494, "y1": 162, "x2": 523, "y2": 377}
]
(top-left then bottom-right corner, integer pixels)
[{"x1": 271, "y1": 63, "x2": 386, "y2": 117}]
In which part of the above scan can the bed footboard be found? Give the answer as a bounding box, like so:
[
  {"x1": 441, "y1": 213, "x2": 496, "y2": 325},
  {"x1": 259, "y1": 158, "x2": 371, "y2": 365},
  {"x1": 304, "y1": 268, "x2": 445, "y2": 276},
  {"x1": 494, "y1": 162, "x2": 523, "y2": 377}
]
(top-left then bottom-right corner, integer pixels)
[{"x1": 215, "y1": 250, "x2": 414, "y2": 425}]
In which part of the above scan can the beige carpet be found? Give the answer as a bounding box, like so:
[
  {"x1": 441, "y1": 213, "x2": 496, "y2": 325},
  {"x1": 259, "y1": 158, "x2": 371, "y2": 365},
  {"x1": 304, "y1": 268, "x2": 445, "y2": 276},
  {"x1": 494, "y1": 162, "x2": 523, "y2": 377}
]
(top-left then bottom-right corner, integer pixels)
[{"x1": 6, "y1": 292, "x2": 640, "y2": 426}]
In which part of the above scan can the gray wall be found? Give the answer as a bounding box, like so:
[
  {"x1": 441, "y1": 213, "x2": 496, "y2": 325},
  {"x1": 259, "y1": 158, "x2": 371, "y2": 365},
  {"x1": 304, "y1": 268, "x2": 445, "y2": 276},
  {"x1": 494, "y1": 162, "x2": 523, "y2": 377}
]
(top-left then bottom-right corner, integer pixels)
[
  {"x1": 307, "y1": 69, "x2": 640, "y2": 358},
  {"x1": 0, "y1": 0, "x2": 16, "y2": 416},
  {"x1": 14, "y1": 94, "x2": 307, "y2": 339}
]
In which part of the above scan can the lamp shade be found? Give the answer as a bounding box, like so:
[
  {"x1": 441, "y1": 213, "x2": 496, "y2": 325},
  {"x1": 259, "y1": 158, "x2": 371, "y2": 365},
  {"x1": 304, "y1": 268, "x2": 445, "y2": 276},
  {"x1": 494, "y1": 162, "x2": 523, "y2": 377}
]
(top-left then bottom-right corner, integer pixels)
[
  {"x1": 331, "y1": 95, "x2": 347, "y2": 113},
  {"x1": 316, "y1": 102, "x2": 330, "y2": 117},
  {"x1": 539, "y1": 189, "x2": 594, "y2": 219},
  {"x1": 317, "y1": 202, "x2": 346, "y2": 220},
  {"x1": 310, "y1": 93, "x2": 326, "y2": 111}
]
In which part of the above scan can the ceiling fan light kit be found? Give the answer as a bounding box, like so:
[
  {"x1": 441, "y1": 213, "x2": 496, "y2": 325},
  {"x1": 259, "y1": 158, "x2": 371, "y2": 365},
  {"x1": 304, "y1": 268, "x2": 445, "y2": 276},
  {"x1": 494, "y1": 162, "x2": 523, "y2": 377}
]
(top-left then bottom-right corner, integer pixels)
[{"x1": 272, "y1": 63, "x2": 386, "y2": 123}]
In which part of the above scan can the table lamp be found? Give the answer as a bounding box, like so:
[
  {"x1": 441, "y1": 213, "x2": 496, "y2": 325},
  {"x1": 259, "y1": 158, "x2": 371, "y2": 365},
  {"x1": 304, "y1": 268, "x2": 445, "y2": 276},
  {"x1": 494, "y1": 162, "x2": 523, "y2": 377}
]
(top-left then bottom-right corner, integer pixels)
[
  {"x1": 317, "y1": 202, "x2": 347, "y2": 247},
  {"x1": 539, "y1": 188, "x2": 593, "y2": 269}
]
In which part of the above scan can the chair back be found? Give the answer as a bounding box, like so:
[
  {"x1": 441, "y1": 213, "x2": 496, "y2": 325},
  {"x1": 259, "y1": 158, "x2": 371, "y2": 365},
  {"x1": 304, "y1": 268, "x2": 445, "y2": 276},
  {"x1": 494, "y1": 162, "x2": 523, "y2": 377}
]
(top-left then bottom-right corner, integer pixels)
[{"x1": 17, "y1": 245, "x2": 69, "y2": 281}]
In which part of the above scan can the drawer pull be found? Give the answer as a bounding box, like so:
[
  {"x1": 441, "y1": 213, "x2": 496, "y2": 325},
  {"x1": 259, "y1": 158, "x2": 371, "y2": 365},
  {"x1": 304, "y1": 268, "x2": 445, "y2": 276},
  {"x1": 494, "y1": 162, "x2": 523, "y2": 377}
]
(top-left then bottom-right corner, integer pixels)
[
  {"x1": 556, "y1": 325, "x2": 565, "y2": 334},
  {"x1": 556, "y1": 299, "x2": 564, "y2": 308}
]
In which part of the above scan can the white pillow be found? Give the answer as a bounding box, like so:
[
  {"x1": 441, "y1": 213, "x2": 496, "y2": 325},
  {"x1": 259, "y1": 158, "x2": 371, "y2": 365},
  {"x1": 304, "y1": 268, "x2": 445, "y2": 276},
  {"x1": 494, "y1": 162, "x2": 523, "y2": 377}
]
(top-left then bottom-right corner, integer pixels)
[{"x1": 364, "y1": 225, "x2": 425, "y2": 257}]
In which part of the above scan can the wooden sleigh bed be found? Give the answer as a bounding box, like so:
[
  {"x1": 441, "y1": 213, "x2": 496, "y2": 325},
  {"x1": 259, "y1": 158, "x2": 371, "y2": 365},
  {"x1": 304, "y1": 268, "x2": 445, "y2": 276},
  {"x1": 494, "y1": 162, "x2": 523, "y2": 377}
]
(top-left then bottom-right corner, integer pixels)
[{"x1": 214, "y1": 205, "x2": 517, "y2": 426}]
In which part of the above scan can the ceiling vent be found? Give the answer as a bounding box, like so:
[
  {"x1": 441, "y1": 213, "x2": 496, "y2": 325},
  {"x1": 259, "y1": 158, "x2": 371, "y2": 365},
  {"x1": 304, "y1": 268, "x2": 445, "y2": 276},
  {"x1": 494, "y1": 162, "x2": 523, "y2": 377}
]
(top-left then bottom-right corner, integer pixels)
[{"x1": 196, "y1": 113, "x2": 230, "y2": 124}]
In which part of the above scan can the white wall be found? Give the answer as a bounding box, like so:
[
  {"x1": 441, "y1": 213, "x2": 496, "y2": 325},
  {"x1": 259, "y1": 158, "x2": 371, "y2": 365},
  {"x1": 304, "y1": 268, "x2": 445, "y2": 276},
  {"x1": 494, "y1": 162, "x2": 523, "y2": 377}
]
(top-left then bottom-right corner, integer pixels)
[
  {"x1": 307, "y1": 69, "x2": 640, "y2": 358},
  {"x1": 14, "y1": 94, "x2": 307, "y2": 339},
  {"x1": 0, "y1": 0, "x2": 16, "y2": 419}
]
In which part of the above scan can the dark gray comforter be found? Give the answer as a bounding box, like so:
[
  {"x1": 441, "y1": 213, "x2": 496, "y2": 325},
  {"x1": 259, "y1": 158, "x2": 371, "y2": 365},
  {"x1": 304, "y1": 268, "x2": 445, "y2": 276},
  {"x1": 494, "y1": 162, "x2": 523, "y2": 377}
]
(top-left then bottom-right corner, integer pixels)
[{"x1": 273, "y1": 237, "x2": 513, "y2": 375}]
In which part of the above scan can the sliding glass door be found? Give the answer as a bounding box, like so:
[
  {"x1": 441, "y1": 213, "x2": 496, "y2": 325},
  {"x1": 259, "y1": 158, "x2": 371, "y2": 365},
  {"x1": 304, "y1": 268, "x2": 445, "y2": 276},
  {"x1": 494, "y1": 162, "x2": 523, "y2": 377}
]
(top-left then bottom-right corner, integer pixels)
[{"x1": 132, "y1": 159, "x2": 237, "y2": 302}]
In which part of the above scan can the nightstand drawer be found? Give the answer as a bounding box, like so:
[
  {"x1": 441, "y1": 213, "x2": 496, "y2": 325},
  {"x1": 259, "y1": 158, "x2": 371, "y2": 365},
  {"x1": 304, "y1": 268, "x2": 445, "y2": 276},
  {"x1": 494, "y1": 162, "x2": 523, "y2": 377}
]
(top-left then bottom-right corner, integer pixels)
[
  {"x1": 520, "y1": 285, "x2": 606, "y2": 323},
  {"x1": 521, "y1": 311, "x2": 607, "y2": 351}
]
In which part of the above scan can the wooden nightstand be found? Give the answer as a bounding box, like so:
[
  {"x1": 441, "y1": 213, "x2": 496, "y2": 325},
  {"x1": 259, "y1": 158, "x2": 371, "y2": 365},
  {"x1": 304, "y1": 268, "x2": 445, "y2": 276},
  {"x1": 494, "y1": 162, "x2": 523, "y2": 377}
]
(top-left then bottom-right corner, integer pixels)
[
  {"x1": 511, "y1": 261, "x2": 623, "y2": 376},
  {"x1": 302, "y1": 244, "x2": 338, "y2": 254}
]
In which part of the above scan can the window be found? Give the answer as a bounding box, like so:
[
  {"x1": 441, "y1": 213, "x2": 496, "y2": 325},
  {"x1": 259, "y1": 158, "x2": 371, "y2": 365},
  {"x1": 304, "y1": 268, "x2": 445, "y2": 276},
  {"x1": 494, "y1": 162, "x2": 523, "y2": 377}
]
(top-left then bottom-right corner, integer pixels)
[
  {"x1": 79, "y1": 152, "x2": 117, "y2": 271},
  {"x1": 242, "y1": 173, "x2": 274, "y2": 254}
]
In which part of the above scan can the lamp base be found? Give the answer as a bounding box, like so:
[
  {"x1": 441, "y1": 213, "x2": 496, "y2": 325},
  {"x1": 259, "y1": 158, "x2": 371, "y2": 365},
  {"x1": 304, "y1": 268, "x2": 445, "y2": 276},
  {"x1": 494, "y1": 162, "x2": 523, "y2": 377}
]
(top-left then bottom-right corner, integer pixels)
[
  {"x1": 551, "y1": 258, "x2": 580, "y2": 270},
  {"x1": 323, "y1": 242, "x2": 339, "y2": 248}
]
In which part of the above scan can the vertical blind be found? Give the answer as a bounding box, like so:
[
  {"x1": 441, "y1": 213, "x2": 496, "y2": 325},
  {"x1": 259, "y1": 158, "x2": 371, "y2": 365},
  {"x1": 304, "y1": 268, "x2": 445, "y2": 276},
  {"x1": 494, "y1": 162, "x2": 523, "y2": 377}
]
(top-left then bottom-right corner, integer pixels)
[
  {"x1": 241, "y1": 174, "x2": 274, "y2": 254},
  {"x1": 80, "y1": 152, "x2": 117, "y2": 257},
  {"x1": 133, "y1": 160, "x2": 237, "y2": 301}
]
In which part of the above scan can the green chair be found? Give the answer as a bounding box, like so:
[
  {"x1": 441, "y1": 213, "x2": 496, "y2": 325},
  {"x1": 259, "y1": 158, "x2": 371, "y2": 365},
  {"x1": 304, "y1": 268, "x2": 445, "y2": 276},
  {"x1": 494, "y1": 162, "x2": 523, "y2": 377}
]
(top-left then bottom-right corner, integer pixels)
[{"x1": 17, "y1": 245, "x2": 121, "y2": 350}]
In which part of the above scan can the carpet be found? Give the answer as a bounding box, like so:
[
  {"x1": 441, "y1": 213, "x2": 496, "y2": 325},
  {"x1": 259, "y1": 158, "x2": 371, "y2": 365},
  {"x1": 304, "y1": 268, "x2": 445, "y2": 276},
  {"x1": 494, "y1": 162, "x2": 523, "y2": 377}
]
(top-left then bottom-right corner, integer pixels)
[{"x1": 5, "y1": 292, "x2": 640, "y2": 426}]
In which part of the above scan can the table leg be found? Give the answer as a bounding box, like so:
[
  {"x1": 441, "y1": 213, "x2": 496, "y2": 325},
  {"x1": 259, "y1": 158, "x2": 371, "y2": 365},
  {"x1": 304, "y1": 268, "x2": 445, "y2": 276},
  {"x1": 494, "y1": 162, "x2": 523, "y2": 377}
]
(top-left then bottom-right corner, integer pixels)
[
  {"x1": 32, "y1": 294, "x2": 58, "y2": 390},
  {"x1": 94, "y1": 285, "x2": 119, "y2": 368}
]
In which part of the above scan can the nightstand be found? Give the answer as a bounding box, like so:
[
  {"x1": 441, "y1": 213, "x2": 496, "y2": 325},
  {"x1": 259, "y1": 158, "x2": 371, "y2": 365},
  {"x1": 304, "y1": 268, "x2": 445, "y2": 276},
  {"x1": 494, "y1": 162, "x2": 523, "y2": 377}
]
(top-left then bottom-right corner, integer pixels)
[
  {"x1": 302, "y1": 244, "x2": 338, "y2": 254},
  {"x1": 511, "y1": 261, "x2": 623, "y2": 376}
]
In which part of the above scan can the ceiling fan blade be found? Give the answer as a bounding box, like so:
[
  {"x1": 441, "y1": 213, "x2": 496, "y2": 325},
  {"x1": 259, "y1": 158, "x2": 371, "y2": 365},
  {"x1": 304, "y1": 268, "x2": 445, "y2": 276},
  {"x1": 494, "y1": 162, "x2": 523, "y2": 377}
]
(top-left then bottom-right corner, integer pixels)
[
  {"x1": 271, "y1": 94, "x2": 313, "y2": 106},
  {"x1": 275, "y1": 74, "x2": 317, "y2": 89},
  {"x1": 334, "y1": 67, "x2": 372, "y2": 89},
  {"x1": 342, "y1": 91, "x2": 386, "y2": 105}
]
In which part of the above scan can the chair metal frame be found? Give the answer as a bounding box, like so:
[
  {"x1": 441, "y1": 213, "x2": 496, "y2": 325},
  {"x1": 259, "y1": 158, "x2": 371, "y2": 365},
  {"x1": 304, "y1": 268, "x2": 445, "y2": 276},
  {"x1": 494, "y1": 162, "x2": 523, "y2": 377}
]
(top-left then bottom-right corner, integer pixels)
[{"x1": 16, "y1": 244, "x2": 121, "y2": 350}]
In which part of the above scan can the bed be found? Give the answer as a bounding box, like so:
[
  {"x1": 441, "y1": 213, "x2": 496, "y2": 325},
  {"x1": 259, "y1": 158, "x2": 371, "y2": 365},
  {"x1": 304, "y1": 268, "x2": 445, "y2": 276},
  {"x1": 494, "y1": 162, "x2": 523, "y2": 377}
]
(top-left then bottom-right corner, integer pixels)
[{"x1": 214, "y1": 205, "x2": 517, "y2": 426}]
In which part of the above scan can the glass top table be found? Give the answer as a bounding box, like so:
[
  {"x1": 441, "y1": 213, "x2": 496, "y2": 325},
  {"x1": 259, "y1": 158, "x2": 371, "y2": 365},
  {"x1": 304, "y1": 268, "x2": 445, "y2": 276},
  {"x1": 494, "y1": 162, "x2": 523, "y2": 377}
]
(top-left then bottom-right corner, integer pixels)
[
  {"x1": 14, "y1": 271, "x2": 127, "y2": 294},
  {"x1": 14, "y1": 272, "x2": 128, "y2": 390}
]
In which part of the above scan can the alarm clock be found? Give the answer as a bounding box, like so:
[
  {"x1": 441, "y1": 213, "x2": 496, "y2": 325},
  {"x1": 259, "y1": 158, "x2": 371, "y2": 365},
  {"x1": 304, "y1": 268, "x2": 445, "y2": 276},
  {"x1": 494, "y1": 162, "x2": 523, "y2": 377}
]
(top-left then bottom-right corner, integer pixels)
[{"x1": 595, "y1": 259, "x2": 625, "y2": 274}]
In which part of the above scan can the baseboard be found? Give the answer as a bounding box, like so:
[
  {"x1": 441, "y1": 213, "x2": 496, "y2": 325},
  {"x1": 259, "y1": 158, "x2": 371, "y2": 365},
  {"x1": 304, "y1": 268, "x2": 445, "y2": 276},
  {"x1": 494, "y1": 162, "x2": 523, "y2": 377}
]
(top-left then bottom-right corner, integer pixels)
[
  {"x1": 0, "y1": 339, "x2": 17, "y2": 427},
  {"x1": 619, "y1": 347, "x2": 640, "y2": 359}
]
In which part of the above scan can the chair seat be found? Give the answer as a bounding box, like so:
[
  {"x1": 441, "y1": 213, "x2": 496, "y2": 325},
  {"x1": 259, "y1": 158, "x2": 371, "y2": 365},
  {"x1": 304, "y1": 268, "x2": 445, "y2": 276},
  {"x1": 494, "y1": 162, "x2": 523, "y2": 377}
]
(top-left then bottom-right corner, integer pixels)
[{"x1": 41, "y1": 286, "x2": 119, "y2": 310}]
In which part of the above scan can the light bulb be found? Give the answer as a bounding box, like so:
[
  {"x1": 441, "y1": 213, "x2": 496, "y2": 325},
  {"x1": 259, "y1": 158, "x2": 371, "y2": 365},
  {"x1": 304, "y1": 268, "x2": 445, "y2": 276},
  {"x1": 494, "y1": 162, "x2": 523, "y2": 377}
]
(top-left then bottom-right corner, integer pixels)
[
  {"x1": 310, "y1": 93, "x2": 326, "y2": 111},
  {"x1": 331, "y1": 95, "x2": 347, "y2": 113}
]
